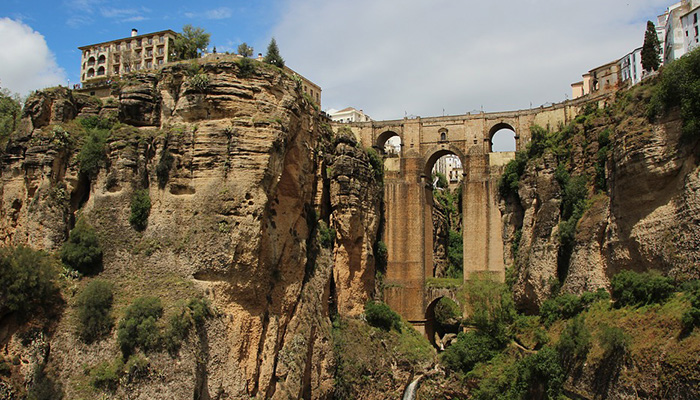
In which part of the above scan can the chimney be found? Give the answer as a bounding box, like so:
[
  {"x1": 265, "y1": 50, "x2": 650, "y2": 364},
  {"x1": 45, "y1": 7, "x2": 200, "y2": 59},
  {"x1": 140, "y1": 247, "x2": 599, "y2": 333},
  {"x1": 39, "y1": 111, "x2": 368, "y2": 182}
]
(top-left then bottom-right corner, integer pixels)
[
  {"x1": 257, "y1": 53, "x2": 263, "y2": 61},
  {"x1": 131, "y1": 29, "x2": 138, "y2": 37}
]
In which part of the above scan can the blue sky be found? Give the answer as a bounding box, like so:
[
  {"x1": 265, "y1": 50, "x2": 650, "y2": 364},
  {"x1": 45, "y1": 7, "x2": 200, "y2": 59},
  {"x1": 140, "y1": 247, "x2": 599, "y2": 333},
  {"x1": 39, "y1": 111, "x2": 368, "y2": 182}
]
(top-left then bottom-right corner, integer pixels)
[{"x1": 1, "y1": 0, "x2": 673, "y2": 121}]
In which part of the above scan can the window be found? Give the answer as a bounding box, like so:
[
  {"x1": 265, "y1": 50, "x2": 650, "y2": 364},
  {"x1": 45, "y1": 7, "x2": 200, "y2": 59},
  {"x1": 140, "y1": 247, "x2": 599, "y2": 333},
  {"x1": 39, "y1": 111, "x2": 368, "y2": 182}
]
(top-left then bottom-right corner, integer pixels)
[
  {"x1": 136, "y1": 39, "x2": 142, "y2": 47},
  {"x1": 157, "y1": 58, "x2": 164, "y2": 65},
  {"x1": 145, "y1": 60, "x2": 152, "y2": 69},
  {"x1": 87, "y1": 68, "x2": 95, "y2": 77},
  {"x1": 126, "y1": 42, "x2": 131, "y2": 49},
  {"x1": 97, "y1": 66, "x2": 105, "y2": 76},
  {"x1": 159, "y1": 35, "x2": 165, "y2": 44},
  {"x1": 695, "y1": 26, "x2": 699, "y2": 36},
  {"x1": 115, "y1": 43, "x2": 121, "y2": 51},
  {"x1": 114, "y1": 66, "x2": 120, "y2": 74},
  {"x1": 695, "y1": 13, "x2": 697, "y2": 24},
  {"x1": 98, "y1": 55, "x2": 106, "y2": 64},
  {"x1": 157, "y1": 46, "x2": 164, "y2": 55},
  {"x1": 147, "y1": 38, "x2": 153, "y2": 45}
]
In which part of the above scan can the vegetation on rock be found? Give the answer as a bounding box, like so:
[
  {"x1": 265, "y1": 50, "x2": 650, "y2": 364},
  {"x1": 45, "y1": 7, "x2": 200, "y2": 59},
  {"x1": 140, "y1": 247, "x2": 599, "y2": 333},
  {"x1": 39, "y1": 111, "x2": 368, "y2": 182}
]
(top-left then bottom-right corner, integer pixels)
[
  {"x1": 0, "y1": 246, "x2": 59, "y2": 318},
  {"x1": 129, "y1": 189, "x2": 151, "y2": 231},
  {"x1": 117, "y1": 296, "x2": 163, "y2": 357},
  {"x1": 0, "y1": 88, "x2": 21, "y2": 147},
  {"x1": 75, "y1": 279, "x2": 114, "y2": 343},
  {"x1": 172, "y1": 24, "x2": 210, "y2": 60},
  {"x1": 61, "y1": 218, "x2": 103, "y2": 275},
  {"x1": 364, "y1": 300, "x2": 401, "y2": 331}
]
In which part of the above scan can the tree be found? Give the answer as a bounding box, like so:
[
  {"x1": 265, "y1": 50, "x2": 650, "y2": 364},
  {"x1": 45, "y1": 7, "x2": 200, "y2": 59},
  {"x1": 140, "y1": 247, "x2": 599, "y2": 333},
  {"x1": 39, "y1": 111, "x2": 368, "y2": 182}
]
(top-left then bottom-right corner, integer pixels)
[
  {"x1": 0, "y1": 88, "x2": 21, "y2": 144},
  {"x1": 237, "y1": 42, "x2": 253, "y2": 58},
  {"x1": 642, "y1": 20, "x2": 661, "y2": 72},
  {"x1": 172, "y1": 24, "x2": 210, "y2": 60},
  {"x1": 263, "y1": 38, "x2": 285, "y2": 68}
]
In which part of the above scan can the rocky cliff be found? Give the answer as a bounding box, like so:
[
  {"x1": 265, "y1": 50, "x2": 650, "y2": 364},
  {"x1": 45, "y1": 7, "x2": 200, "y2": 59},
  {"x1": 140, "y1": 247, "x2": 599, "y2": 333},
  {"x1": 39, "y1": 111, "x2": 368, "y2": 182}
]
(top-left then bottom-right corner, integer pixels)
[
  {"x1": 0, "y1": 57, "x2": 382, "y2": 399},
  {"x1": 504, "y1": 83, "x2": 700, "y2": 311}
]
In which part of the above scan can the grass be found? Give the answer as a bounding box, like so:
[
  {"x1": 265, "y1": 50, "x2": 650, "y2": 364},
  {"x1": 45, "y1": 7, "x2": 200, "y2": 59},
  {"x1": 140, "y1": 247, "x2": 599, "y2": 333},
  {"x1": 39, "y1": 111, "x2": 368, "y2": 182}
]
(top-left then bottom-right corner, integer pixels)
[{"x1": 426, "y1": 277, "x2": 463, "y2": 289}]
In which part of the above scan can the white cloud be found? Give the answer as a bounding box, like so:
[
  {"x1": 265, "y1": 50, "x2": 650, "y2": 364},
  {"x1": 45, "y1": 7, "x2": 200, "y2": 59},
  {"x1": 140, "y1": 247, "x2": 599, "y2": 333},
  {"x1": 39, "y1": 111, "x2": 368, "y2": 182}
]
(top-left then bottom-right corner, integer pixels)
[
  {"x1": 184, "y1": 7, "x2": 233, "y2": 20},
  {"x1": 272, "y1": 0, "x2": 671, "y2": 120},
  {"x1": 0, "y1": 19, "x2": 67, "y2": 96}
]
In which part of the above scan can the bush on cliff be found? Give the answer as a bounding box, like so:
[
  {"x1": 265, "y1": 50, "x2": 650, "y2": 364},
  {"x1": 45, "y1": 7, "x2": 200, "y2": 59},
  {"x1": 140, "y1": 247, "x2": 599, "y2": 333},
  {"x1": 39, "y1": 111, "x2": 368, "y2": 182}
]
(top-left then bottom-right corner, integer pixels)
[
  {"x1": 0, "y1": 245, "x2": 59, "y2": 318},
  {"x1": 364, "y1": 301, "x2": 401, "y2": 331},
  {"x1": 117, "y1": 297, "x2": 163, "y2": 357},
  {"x1": 648, "y1": 46, "x2": 700, "y2": 139},
  {"x1": 76, "y1": 279, "x2": 114, "y2": 343},
  {"x1": 61, "y1": 218, "x2": 103, "y2": 275},
  {"x1": 77, "y1": 129, "x2": 108, "y2": 179},
  {"x1": 129, "y1": 189, "x2": 151, "y2": 231},
  {"x1": 610, "y1": 270, "x2": 674, "y2": 308}
]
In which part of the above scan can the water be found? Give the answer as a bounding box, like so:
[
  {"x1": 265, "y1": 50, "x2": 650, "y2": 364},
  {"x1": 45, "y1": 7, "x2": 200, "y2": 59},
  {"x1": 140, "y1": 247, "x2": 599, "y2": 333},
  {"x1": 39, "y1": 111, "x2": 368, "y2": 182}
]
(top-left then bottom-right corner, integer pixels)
[{"x1": 402, "y1": 375, "x2": 422, "y2": 400}]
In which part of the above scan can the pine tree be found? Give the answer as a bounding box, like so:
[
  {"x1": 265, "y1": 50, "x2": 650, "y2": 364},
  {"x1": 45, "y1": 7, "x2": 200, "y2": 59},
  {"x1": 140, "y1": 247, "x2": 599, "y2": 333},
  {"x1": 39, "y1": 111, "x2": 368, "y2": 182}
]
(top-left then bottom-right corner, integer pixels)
[
  {"x1": 642, "y1": 20, "x2": 661, "y2": 72},
  {"x1": 263, "y1": 38, "x2": 285, "y2": 68}
]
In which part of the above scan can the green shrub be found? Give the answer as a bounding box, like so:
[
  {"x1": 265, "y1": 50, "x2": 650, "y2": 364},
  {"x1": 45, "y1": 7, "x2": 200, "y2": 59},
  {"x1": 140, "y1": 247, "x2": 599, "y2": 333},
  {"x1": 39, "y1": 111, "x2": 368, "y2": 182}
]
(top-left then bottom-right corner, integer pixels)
[
  {"x1": 129, "y1": 189, "x2": 151, "y2": 231},
  {"x1": 187, "y1": 73, "x2": 209, "y2": 92},
  {"x1": 540, "y1": 289, "x2": 609, "y2": 326},
  {"x1": 598, "y1": 325, "x2": 630, "y2": 358},
  {"x1": 440, "y1": 331, "x2": 499, "y2": 373},
  {"x1": 75, "y1": 280, "x2": 114, "y2": 343},
  {"x1": 557, "y1": 315, "x2": 591, "y2": 372},
  {"x1": 648, "y1": 47, "x2": 700, "y2": 139},
  {"x1": 155, "y1": 148, "x2": 174, "y2": 189},
  {"x1": 610, "y1": 270, "x2": 674, "y2": 307},
  {"x1": 364, "y1": 301, "x2": 401, "y2": 331},
  {"x1": 318, "y1": 220, "x2": 335, "y2": 249},
  {"x1": 511, "y1": 228, "x2": 522, "y2": 258},
  {"x1": 89, "y1": 358, "x2": 123, "y2": 391},
  {"x1": 681, "y1": 282, "x2": 700, "y2": 331},
  {"x1": 117, "y1": 297, "x2": 163, "y2": 357},
  {"x1": 464, "y1": 276, "x2": 516, "y2": 346},
  {"x1": 77, "y1": 129, "x2": 107, "y2": 179},
  {"x1": 0, "y1": 246, "x2": 58, "y2": 318},
  {"x1": 60, "y1": 218, "x2": 103, "y2": 275},
  {"x1": 236, "y1": 57, "x2": 256, "y2": 78},
  {"x1": 434, "y1": 297, "x2": 461, "y2": 327},
  {"x1": 0, "y1": 89, "x2": 21, "y2": 144},
  {"x1": 446, "y1": 229, "x2": 463, "y2": 279},
  {"x1": 365, "y1": 147, "x2": 383, "y2": 181},
  {"x1": 124, "y1": 354, "x2": 149, "y2": 382},
  {"x1": 498, "y1": 150, "x2": 528, "y2": 198},
  {"x1": 508, "y1": 346, "x2": 564, "y2": 400},
  {"x1": 77, "y1": 116, "x2": 115, "y2": 131},
  {"x1": 164, "y1": 297, "x2": 211, "y2": 354}
]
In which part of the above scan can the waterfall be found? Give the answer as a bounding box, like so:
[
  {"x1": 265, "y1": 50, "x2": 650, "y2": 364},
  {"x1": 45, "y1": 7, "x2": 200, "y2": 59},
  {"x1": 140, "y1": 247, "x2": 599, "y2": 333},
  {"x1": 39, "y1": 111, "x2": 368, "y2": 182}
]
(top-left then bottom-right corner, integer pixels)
[{"x1": 402, "y1": 375, "x2": 423, "y2": 400}]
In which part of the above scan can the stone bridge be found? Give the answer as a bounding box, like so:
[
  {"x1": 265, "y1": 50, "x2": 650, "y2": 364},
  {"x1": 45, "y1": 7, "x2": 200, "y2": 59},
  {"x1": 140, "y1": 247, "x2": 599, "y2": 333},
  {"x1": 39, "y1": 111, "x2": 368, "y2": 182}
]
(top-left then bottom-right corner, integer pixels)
[{"x1": 341, "y1": 95, "x2": 606, "y2": 336}]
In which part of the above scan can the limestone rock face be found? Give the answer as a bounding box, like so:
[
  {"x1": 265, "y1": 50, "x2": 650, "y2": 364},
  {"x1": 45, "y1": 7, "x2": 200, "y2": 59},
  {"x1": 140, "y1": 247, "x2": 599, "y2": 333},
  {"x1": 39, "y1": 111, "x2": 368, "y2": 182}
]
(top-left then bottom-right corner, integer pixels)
[
  {"x1": 0, "y1": 59, "x2": 381, "y2": 399},
  {"x1": 504, "y1": 105, "x2": 700, "y2": 310},
  {"x1": 327, "y1": 130, "x2": 382, "y2": 316}
]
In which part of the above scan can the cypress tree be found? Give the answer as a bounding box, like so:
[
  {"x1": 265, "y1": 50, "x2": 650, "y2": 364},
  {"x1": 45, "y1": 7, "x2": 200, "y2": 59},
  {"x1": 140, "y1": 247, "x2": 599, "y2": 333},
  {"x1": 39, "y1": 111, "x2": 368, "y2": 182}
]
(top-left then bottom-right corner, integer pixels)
[
  {"x1": 264, "y1": 38, "x2": 285, "y2": 68},
  {"x1": 642, "y1": 20, "x2": 661, "y2": 72}
]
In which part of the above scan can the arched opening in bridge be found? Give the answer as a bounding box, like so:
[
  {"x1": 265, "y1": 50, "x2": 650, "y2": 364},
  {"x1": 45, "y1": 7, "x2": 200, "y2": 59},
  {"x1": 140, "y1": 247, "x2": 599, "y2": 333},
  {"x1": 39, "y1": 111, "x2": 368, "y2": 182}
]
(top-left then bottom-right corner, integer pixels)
[
  {"x1": 489, "y1": 123, "x2": 517, "y2": 152},
  {"x1": 375, "y1": 130, "x2": 402, "y2": 173},
  {"x1": 426, "y1": 150, "x2": 464, "y2": 282},
  {"x1": 425, "y1": 296, "x2": 461, "y2": 349}
]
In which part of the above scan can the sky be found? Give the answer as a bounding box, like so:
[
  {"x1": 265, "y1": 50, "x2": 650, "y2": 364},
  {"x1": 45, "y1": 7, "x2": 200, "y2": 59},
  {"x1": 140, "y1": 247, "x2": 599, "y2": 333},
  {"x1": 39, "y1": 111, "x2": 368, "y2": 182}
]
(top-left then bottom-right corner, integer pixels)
[{"x1": 1, "y1": 0, "x2": 672, "y2": 121}]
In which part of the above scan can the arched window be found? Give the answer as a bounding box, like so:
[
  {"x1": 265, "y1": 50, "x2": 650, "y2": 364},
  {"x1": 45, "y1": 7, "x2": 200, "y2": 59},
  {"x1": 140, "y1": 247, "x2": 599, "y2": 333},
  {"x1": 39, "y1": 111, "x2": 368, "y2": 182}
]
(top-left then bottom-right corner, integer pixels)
[
  {"x1": 87, "y1": 68, "x2": 95, "y2": 77},
  {"x1": 98, "y1": 55, "x2": 106, "y2": 64},
  {"x1": 439, "y1": 128, "x2": 448, "y2": 142},
  {"x1": 97, "y1": 66, "x2": 105, "y2": 76},
  {"x1": 87, "y1": 57, "x2": 96, "y2": 67}
]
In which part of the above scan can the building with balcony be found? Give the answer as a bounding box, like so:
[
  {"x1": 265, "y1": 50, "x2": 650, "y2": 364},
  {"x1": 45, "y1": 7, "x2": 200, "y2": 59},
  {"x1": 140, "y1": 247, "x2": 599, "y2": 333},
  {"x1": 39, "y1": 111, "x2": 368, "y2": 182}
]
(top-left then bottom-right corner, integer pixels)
[{"x1": 78, "y1": 29, "x2": 176, "y2": 96}]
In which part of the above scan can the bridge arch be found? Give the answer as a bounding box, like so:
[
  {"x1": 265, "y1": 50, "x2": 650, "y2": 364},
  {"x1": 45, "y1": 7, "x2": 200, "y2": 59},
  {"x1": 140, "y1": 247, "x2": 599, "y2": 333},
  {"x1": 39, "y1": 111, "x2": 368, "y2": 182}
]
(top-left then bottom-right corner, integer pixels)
[
  {"x1": 375, "y1": 130, "x2": 401, "y2": 150},
  {"x1": 488, "y1": 122, "x2": 517, "y2": 152},
  {"x1": 425, "y1": 295, "x2": 461, "y2": 349},
  {"x1": 422, "y1": 146, "x2": 467, "y2": 179}
]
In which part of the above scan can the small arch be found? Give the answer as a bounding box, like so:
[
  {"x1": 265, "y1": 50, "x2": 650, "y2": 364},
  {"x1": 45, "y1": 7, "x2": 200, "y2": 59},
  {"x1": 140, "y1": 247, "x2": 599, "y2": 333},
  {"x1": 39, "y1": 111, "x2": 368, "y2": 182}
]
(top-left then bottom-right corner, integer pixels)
[
  {"x1": 375, "y1": 130, "x2": 401, "y2": 151},
  {"x1": 425, "y1": 296, "x2": 461, "y2": 349},
  {"x1": 98, "y1": 55, "x2": 106, "y2": 64},
  {"x1": 96, "y1": 66, "x2": 105, "y2": 76},
  {"x1": 87, "y1": 68, "x2": 95, "y2": 77},
  {"x1": 439, "y1": 128, "x2": 448, "y2": 142},
  {"x1": 87, "y1": 57, "x2": 96, "y2": 66},
  {"x1": 488, "y1": 122, "x2": 517, "y2": 152}
]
